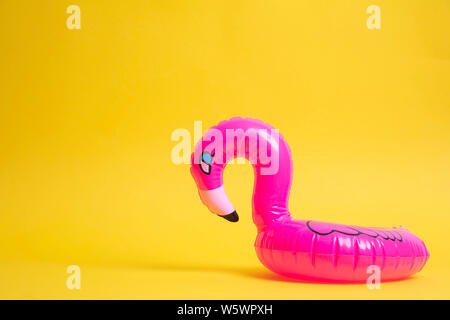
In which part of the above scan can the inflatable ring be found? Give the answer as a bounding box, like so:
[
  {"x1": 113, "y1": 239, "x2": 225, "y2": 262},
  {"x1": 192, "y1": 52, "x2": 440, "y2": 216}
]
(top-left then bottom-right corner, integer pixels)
[{"x1": 190, "y1": 117, "x2": 429, "y2": 282}]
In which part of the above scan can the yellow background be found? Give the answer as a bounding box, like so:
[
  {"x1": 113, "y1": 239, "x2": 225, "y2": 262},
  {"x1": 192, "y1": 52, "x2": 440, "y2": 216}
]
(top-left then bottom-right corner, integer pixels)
[{"x1": 1, "y1": 0, "x2": 449, "y2": 299}]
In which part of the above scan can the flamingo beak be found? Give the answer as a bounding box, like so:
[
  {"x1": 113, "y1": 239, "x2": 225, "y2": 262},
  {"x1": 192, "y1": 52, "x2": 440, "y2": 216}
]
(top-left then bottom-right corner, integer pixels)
[
  {"x1": 197, "y1": 186, "x2": 239, "y2": 223},
  {"x1": 220, "y1": 210, "x2": 239, "y2": 223}
]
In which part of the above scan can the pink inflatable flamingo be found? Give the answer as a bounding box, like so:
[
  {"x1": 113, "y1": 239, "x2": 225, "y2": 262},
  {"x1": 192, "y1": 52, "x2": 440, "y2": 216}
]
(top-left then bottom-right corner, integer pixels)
[{"x1": 190, "y1": 118, "x2": 429, "y2": 282}]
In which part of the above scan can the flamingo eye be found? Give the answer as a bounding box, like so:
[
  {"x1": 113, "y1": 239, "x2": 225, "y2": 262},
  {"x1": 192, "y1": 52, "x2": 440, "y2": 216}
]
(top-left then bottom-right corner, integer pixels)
[
  {"x1": 199, "y1": 151, "x2": 213, "y2": 175},
  {"x1": 202, "y1": 152, "x2": 212, "y2": 164}
]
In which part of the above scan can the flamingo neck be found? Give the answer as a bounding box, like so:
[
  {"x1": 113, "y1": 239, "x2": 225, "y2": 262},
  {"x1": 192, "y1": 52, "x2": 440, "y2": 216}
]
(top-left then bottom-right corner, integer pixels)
[{"x1": 250, "y1": 137, "x2": 293, "y2": 229}]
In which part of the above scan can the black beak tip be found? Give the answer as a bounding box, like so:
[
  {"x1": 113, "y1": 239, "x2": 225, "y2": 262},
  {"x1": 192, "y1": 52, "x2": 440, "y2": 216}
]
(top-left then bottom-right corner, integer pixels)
[{"x1": 220, "y1": 211, "x2": 239, "y2": 223}]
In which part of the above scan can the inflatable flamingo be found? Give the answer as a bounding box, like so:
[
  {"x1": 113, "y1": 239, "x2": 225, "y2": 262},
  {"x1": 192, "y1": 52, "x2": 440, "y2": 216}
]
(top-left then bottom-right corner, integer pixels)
[{"x1": 190, "y1": 118, "x2": 429, "y2": 282}]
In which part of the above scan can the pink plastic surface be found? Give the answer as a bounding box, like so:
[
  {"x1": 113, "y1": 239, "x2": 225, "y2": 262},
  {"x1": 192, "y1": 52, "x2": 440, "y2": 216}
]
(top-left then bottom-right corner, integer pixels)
[{"x1": 190, "y1": 117, "x2": 429, "y2": 282}]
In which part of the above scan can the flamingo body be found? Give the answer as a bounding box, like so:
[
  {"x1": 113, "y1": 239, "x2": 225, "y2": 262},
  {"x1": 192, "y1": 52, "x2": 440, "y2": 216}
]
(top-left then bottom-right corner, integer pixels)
[{"x1": 190, "y1": 118, "x2": 429, "y2": 282}]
